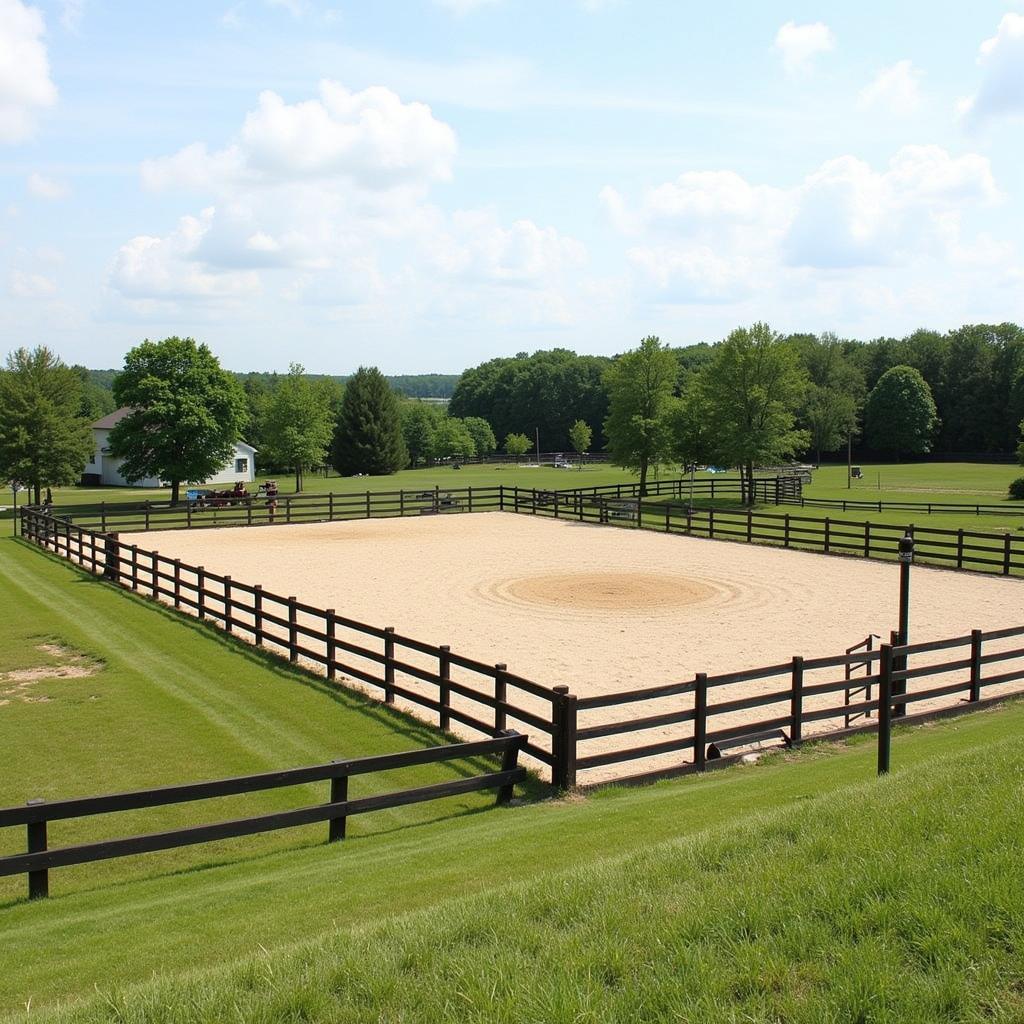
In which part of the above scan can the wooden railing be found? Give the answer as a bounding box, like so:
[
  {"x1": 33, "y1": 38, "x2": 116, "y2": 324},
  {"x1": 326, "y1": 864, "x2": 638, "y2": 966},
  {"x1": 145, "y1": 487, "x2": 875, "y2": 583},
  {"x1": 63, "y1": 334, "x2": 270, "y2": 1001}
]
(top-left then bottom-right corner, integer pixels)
[
  {"x1": 779, "y1": 494, "x2": 1024, "y2": 517},
  {"x1": 19, "y1": 500, "x2": 1024, "y2": 794},
  {"x1": 567, "y1": 626, "x2": 1024, "y2": 786},
  {"x1": 0, "y1": 734, "x2": 526, "y2": 899}
]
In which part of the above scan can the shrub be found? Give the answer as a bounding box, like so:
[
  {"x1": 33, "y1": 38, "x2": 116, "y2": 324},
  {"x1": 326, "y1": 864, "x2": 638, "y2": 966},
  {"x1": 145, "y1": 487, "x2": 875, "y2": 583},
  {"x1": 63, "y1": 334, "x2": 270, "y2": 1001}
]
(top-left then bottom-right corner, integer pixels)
[{"x1": 1009, "y1": 477, "x2": 1024, "y2": 500}]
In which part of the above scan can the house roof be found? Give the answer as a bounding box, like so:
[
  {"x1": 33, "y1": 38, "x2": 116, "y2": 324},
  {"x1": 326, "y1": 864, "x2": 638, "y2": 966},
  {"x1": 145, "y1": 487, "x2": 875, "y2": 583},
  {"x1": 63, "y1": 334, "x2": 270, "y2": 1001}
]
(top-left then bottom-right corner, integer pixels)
[{"x1": 90, "y1": 407, "x2": 134, "y2": 430}]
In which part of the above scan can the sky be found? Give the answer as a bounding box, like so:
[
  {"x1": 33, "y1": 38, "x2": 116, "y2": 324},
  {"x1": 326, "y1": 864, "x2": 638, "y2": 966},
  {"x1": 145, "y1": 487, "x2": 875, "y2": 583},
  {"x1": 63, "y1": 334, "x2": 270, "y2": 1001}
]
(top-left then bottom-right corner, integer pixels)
[{"x1": 1, "y1": 1, "x2": 1024, "y2": 375}]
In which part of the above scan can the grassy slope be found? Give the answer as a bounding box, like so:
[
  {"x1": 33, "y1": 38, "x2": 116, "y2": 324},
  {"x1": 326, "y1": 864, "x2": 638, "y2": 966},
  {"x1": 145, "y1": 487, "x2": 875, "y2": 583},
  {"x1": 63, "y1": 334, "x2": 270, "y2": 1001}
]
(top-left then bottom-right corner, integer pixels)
[
  {"x1": 0, "y1": 537, "x2": 523, "y2": 902},
  {"x1": 9, "y1": 706, "x2": 1024, "y2": 1023}
]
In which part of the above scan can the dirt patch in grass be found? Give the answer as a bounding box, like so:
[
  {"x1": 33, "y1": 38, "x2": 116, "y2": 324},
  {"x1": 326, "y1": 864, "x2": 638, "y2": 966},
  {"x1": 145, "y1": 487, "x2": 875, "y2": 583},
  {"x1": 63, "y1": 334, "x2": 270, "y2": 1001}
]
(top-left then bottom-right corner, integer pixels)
[{"x1": 0, "y1": 642, "x2": 102, "y2": 703}]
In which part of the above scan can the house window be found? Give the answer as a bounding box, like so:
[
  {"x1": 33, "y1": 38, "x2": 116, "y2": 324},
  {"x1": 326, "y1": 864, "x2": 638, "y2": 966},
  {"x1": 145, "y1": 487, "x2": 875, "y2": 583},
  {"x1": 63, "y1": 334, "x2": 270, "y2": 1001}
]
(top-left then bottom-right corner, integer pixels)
[
  {"x1": 88, "y1": 454, "x2": 95, "y2": 465},
  {"x1": 235, "y1": 458, "x2": 248, "y2": 474}
]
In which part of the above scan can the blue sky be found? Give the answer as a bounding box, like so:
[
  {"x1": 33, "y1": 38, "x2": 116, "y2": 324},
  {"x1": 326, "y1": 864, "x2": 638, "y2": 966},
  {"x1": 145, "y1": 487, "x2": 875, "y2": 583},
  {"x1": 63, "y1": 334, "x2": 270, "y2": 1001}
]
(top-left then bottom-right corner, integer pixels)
[{"x1": 2, "y1": 0, "x2": 1024, "y2": 374}]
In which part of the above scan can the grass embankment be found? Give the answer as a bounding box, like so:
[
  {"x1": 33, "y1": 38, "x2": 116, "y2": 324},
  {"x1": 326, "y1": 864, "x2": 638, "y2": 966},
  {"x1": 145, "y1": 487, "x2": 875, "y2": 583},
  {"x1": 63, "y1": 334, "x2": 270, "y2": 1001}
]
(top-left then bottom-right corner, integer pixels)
[
  {"x1": 10, "y1": 706, "x2": 1024, "y2": 1023},
  {"x1": 0, "y1": 537, "x2": 531, "y2": 904}
]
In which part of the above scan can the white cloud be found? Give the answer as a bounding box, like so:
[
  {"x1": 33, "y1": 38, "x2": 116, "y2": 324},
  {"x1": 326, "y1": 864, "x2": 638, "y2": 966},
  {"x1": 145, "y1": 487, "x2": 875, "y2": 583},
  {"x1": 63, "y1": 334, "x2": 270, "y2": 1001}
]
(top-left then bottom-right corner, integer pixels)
[
  {"x1": 0, "y1": 0, "x2": 58, "y2": 142},
  {"x1": 858, "y1": 60, "x2": 923, "y2": 115},
  {"x1": 142, "y1": 81, "x2": 456, "y2": 192},
  {"x1": 604, "y1": 145, "x2": 1002, "y2": 304},
  {"x1": 109, "y1": 209, "x2": 261, "y2": 304},
  {"x1": 774, "y1": 21, "x2": 835, "y2": 77},
  {"x1": 59, "y1": 0, "x2": 84, "y2": 31},
  {"x1": 27, "y1": 171, "x2": 69, "y2": 199},
  {"x1": 9, "y1": 269, "x2": 56, "y2": 297},
  {"x1": 960, "y1": 13, "x2": 1024, "y2": 125}
]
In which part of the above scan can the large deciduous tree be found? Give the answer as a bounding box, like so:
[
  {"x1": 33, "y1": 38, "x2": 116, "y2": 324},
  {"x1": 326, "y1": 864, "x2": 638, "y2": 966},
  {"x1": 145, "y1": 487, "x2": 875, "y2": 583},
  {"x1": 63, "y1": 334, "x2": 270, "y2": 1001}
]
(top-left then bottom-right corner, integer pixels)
[
  {"x1": 331, "y1": 367, "x2": 407, "y2": 475},
  {"x1": 503, "y1": 432, "x2": 531, "y2": 458},
  {"x1": 400, "y1": 402, "x2": 441, "y2": 467},
  {"x1": 0, "y1": 346, "x2": 94, "y2": 504},
  {"x1": 108, "y1": 338, "x2": 247, "y2": 505},
  {"x1": 864, "y1": 365, "x2": 939, "y2": 460},
  {"x1": 463, "y1": 416, "x2": 497, "y2": 458},
  {"x1": 430, "y1": 417, "x2": 476, "y2": 461},
  {"x1": 603, "y1": 336, "x2": 680, "y2": 496},
  {"x1": 262, "y1": 364, "x2": 336, "y2": 492},
  {"x1": 694, "y1": 323, "x2": 808, "y2": 505}
]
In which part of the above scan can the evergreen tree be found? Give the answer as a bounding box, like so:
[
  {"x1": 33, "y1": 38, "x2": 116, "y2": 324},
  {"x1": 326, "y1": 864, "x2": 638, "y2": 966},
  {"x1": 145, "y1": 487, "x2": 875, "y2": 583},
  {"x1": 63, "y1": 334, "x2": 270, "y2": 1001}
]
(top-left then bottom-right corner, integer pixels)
[
  {"x1": 331, "y1": 367, "x2": 407, "y2": 475},
  {"x1": 109, "y1": 338, "x2": 247, "y2": 505},
  {"x1": 0, "y1": 347, "x2": 94, "y2": 503}
]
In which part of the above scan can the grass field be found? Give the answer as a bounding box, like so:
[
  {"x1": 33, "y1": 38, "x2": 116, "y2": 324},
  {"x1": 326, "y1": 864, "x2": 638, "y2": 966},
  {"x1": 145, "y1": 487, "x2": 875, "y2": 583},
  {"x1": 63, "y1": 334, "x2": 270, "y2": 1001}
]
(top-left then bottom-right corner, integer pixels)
[
  {"x1": 5, "y1": 522, "x2": 1024, "y2": 1020},
  {"x1": 0, "y1": 538, "x2": 534, "y2": 906}
]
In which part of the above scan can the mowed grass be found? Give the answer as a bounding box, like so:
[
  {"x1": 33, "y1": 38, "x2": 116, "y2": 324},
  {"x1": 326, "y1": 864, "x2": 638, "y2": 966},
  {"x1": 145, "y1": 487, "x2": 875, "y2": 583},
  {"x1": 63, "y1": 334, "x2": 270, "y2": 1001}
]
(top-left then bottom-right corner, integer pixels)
[
  {"x1": 0, "y1": 537, "x2": 531, "y2": 907},
  {"x1": 10, "y1": 705, "x2": 1024, "y2": 1023}
]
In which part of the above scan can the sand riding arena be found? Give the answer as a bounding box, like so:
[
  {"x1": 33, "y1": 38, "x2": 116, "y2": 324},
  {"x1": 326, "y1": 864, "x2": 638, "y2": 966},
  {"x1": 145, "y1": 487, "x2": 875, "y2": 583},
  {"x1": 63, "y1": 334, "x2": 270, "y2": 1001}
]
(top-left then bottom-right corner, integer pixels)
[{"x1": 105, "y1": 510, "x2": 1024, "y2": 784}]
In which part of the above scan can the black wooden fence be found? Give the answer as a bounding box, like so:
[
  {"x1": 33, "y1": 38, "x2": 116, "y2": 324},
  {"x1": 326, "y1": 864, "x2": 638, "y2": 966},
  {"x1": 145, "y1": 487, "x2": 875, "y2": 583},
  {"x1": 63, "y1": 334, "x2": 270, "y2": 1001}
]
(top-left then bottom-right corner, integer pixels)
[
  {"x1": 0, "y1": 734, "x2": 526, "y2": 899},
  {"x1": 779, "y1": 494, "x2": 1024, "y2": 517},
  {"x1": 18, "y1": 498, "x2": 1024, "y2": 793}
]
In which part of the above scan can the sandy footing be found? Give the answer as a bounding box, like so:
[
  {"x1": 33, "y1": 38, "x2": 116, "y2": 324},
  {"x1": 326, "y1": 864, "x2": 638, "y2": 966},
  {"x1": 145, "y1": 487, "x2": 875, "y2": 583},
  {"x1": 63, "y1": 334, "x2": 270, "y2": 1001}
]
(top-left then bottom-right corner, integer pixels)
[{"x1": 119, "y1": 512, "x2": 1024, "y2": 781}]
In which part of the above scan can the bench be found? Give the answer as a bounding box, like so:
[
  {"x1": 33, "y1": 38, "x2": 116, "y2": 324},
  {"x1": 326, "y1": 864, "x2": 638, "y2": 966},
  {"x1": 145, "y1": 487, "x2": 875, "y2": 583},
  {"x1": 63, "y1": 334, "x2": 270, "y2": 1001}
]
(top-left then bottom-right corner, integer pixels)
[{"x1": 706, "y1": 728, "x2": 790, "y2": 760}]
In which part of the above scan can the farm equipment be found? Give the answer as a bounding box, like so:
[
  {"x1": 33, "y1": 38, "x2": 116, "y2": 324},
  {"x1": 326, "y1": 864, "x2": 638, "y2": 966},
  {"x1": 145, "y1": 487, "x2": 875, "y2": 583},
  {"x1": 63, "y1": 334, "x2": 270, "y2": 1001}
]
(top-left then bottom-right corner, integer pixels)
[{"x1": 187, "y1": 482, "x2": 251, "y2": 509}]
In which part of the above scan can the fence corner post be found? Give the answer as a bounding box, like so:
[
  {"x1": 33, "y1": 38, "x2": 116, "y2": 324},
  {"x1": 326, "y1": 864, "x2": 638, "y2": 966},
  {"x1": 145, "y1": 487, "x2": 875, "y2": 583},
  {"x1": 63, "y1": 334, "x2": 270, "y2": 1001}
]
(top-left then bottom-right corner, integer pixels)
[
  {"x1": 551, "y1": 685, "x2": 577, "y2": 790},
  {"x1": 496, "y1": 730, "x2": 522, "y2": 805},
  {"x1": 494, "y1": 663, "x2": 508, "y2": 732},
  {"x1": 969, "y1": 628, "x2": 983, "y2": 702}
]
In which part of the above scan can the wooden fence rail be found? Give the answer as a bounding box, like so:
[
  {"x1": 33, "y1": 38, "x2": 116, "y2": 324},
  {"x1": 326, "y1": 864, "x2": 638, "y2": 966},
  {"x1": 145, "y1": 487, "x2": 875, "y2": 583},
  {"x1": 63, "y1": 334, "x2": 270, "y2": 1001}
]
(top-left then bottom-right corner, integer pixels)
[
  {"x1": 18, "y1": 501, "x2": 1024, "y2": 795},
  {"x1": 779, "y1": 494, "x2": 1024, "y2": 517},
  {"x1": 0, "y1": 734, "x2": 526, "y2": 899}
]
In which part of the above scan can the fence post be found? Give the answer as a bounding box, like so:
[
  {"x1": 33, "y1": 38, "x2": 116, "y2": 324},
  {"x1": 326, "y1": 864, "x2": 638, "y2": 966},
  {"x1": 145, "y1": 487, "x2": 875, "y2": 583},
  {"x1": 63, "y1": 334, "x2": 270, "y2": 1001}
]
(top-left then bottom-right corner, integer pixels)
[
  {"x1": 285, "y1": 497, "x2": 292, "y2": 524},
  {"x1": 969, "y1": 629, "x2": 983, "y2": 702},
  {"x1": 494, "y1": 664, "x2": 507, "y2": 732},
  {"x1": 864, "y1": 521, "x2": 871, "y2": 558},
  {"x1": 130, "y1": 545, "x2": 139, "y2": 590},
  {"x1": 100, "y1": 502, "x2": 107, "y2": 533},
  {"x1": 329, "y1": 492, "x2": 335, "y2": 521},
  {"x1": 26, "y1": 799, "x2": 48, "y2": 900},
  {"x1": 103, "y1": 535, "x2": 120, "y2": 582},
  {"x1": 708, "y1": 508, "x2": 715, "y2": 539},
  {"x1": 288, "y1": 597, "x2": 298, "y2": 662},
  {"x1": 197, "y1": 567, "x2": 206, "y2": 620},
  {"x1": 784, "y1": 513, "x2": 791, "y2": 548},
  {"x1": 150, "y1": 550, "x2": 159, "y2": 598},
  {"x1": 223, "y1": 575, "x2": 233, "y2": 633},
  {"x1": 255, "y1": 586, "x2": 264, "y2": 647},
  {"x1": 496, "y1": 731, "x2": 521, "y2": 805},
  {"x1": 439, "y1": 645, "x2": 451, "y2": 731},
  {"x1": 693, "y1": 673, "x2": 708, "y2": 771},
  {"x1": 1004, "y1": 534, "x2": 1012, "y2": 576},
  {"x1": 685, "y1": 504, "x2": 692, "y2": 533},
  {"x1": 325, "y1": 609, "x2": 336, "y2": 679},
  {"x1": 468, "y1": 487, "x2": 474, "y2": 513},
  {"x1": 328, "y1": 764, "x2": 349, "y2": 843},
  {"x1": 384, "y1": 627, "x2": 395, "y2": 703},
  {"x1": 366, "y1": 491, "x2": 371, "y2": 519},
  {"x1": 824, "y1": 518, "x2": 830, "y2": 554},
  {"x1": 790, "y1": 656, "x2": 804, "y2": 744},
  {"x1": 746, "y1": 508, "x2": 752, "y2": 543},
  {"x1": 877, "y1": 644, "x2": 893, "y2": 775},
  {"x1": 499, "y1": 485, "x2": 505, "y2": 511},
  {"x1": 173, "y1": 559, "x2": 182, "y2": 608},
  {"x1": 957, "y1": 529, "x2": 964, "y2": 570},
  {"x1": 551, "y1": 685, "x2": 577, "y2": 789}
]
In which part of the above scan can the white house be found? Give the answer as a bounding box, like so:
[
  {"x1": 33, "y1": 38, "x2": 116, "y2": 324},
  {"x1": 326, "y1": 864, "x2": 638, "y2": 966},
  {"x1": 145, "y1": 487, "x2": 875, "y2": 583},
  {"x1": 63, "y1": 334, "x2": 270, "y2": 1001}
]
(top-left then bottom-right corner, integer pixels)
[{"x1": 81, "y1": 408, "x2": 257, "y2": 488}]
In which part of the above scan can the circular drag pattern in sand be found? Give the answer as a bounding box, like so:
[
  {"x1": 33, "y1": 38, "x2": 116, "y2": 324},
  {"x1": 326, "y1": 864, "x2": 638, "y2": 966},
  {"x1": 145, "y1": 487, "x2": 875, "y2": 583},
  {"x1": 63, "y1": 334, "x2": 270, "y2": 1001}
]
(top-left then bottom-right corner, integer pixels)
[{"x1": 500, "y1": 571, "x2": 715, "y2": 612}]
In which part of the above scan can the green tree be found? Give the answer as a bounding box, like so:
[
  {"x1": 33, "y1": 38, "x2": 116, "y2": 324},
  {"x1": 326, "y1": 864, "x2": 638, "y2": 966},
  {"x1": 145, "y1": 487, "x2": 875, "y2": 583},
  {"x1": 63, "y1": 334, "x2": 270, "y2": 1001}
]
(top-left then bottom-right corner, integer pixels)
[
  {"x1": 568, "y1": 419, "x2": 592, "y2": 468},
  {"x1": 0, "y1": 346, "x2": 94, "y2": 503},
  {"x1": 603, "y1": 336, "x2": 678, "y2": 496},
  {"x1": 430, "y1": 417, "x2": 476, "y2": 460},
  {"x1": 400, "y1": 402, "x2": 441, "y2": 467},
  {"x1": 463, "y1": 416, "x2": 497, "y2": 458},
  {"x1": 331, "y1": 367, "x2": 407, "y2": 475},
  {"x1": 71, "y1": 365, "x2": 116, "y2": 422},
  {"x1": 108, "y1": 338, "x2": 247, "y2": 505},
  {"x1": 694, "y1": 323, "x2": 809, "y2": 504},
  {"x1": 262, "y1": 364, "x2": 335, "y2": 492},
  {"x1": 864, "y1": 365, "x2": 939, "y2": 460},
  {"x1": 504, "y1": 432, "x2": 532, "y2": 458},
  {"x1": 1017, "y1": 418, "x2": 1024, "y2": 465}
]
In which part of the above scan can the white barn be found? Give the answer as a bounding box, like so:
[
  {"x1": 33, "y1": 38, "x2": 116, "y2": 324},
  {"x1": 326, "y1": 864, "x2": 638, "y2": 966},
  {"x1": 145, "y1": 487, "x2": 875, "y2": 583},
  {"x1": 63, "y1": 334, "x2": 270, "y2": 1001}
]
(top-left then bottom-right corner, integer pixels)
[{"x1": 82, "y1": 408, "x2": 256, "y2": 489}]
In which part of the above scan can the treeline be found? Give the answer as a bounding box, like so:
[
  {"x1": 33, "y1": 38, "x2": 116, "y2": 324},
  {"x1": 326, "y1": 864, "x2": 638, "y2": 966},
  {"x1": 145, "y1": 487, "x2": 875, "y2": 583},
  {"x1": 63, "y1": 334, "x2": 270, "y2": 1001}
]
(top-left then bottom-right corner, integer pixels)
[
  {"x1": 86, "y1": 369, "x2": 458, "y2": 401},
  {"x1": 450, "y1": 323, "x2": 1024, "y2": 460}
]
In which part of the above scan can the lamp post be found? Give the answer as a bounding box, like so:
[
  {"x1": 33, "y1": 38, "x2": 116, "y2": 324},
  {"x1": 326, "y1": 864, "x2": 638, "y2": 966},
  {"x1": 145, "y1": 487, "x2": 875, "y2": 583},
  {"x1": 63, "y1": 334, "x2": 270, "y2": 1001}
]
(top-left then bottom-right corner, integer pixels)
[{"x1": 894, "y1": 530, "x2": 914, "y2": 719}]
